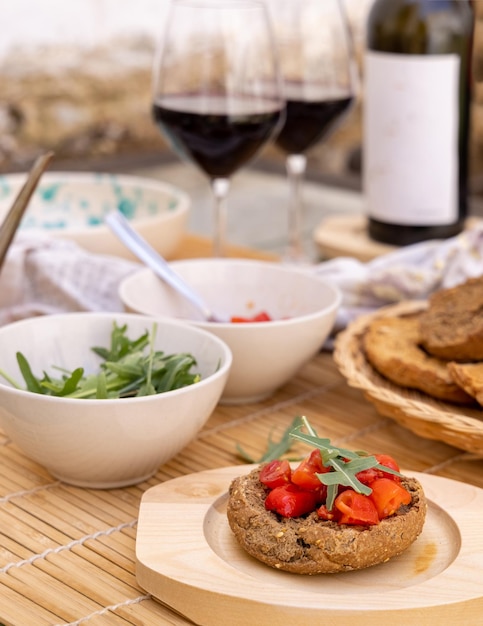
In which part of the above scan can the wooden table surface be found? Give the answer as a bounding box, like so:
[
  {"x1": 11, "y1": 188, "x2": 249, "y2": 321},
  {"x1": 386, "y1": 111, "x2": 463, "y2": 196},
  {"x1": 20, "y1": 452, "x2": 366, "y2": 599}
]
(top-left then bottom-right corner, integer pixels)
[{"x1": 0, "y1": 235, "x2": 482, "y2": 626}]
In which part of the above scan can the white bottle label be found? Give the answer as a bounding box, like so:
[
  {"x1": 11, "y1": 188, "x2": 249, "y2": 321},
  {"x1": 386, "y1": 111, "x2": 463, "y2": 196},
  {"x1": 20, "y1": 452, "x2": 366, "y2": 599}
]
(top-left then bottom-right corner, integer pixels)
[{"x1": 364, "y1": 51, "x2": 459, "y2": 225}]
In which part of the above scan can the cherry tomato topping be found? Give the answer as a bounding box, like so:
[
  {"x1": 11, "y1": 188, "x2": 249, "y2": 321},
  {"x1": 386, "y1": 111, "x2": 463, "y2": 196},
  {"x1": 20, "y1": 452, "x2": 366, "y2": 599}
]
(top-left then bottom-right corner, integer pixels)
[
  {"x1": 369, "y1": 478, "x2": 412, "y2": 519},
  {"x1": 259, "y1": 459, "x2": 292, "y2": 489},
  {"x1": 355, "y1": 468, "x2": 381, "y2": 486},
  {"x1": 264, "y1": 484, "x2": 319, "y2": 518},
  {"x1": 374, "y1": 454, "x2": 401, "y2": 480},
  {"x1": 356, "y1": 454, "x2": 401, "y2": 486},
  {"x1": 316, "y1": 504, "x2": 338, "y2": 521},
  {"x1": 291, "y1": 449, "x2": 329, "y2": 491},
  {"x1": 334, "y1": 489, "x2": 379, "y2": 526}
]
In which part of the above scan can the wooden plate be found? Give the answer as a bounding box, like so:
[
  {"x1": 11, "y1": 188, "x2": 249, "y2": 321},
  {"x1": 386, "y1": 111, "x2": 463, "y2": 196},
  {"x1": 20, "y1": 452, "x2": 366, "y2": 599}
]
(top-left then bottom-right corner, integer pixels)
[
  {"x1": 333, "y1": 300, "x2": 483, "y2": 456},
  {"x1": 135, "y1": 465, "x2": 483, "y2": 626}
]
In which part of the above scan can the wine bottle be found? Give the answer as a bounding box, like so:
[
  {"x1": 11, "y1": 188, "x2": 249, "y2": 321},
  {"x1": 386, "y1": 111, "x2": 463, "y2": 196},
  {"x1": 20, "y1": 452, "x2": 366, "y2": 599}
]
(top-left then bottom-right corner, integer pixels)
[{"x1": 363, "y1": 0, "x2": 474, "y2": 246}]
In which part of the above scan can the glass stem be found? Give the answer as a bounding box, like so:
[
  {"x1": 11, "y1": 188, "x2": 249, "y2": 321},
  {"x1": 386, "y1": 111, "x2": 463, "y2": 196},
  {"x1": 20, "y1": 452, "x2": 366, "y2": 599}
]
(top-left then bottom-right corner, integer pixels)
[
  {"x1": 286, "y1": 153, "x2": 307, "y2": 263},
  {"x1": 211, "y1": 177, "x2": 230, "y2": 257}
]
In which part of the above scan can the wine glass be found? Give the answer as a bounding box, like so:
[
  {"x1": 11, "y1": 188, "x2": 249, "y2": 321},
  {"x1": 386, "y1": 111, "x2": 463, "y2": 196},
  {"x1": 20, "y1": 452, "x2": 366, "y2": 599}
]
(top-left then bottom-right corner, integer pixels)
[
  {"x1": 152, "y1": 0, "x2": 285, "y2": 257},
  {"x1": 267, "y1": 0, "x2": 357, "y2": 263}
]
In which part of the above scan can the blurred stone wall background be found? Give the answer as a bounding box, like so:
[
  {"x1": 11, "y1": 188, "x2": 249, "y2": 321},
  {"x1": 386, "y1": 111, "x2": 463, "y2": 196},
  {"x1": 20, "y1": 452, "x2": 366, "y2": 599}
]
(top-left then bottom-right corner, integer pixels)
[
  {"x1": 0, "y1": 1, "x2": 165, "y2": 172},
  {"x1": 0, "y1": 0, "x2": 370, "y2": 180},
  {"x1": 1, "y1": 0, "x2": 482, "y2": 196},
  {"x1": 470, "y1": 0, "x2": 483, "y2": 193}
]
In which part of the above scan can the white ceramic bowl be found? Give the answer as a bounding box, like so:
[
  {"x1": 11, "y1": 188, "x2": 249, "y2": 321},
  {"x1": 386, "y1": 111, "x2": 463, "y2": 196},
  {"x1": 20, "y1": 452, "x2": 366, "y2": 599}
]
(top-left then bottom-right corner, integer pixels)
[
  {"x1": 0, "y1": 171, "x2": 190, "y2": 259},
  {"x1": 0, "y1": 312, "x2": 232, "y2": 488},
  {"x1": 119, "y1": 259, "x2": 341, "y2": 404}
]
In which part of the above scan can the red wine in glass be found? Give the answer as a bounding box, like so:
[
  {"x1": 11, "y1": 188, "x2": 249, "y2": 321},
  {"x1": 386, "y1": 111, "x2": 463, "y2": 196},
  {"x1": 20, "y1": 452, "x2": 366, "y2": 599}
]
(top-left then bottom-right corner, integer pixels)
[
  {"x1": 152, "y1": 0, "x2": 284, "y2": 257},
  {"x1": 275, "y1": 90, "x2": 354, "y2": 155},
  {"x1": 275, "y1": 84, "x2": 354, "y2": 263},
  {"x1": 267, "y1": 0, "x2": 357, "y2": 263},
  {"x1": 153, "y1": 95, "x2": 283, "y2": 179}
]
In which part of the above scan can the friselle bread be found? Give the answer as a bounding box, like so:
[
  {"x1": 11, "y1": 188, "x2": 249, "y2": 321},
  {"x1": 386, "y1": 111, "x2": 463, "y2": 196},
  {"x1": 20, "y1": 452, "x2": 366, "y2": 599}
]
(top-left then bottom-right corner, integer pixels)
[
  {"x1": 362, "y1": 314, "x2": 474, "y2": 404},
  {"x1": 227, "y1": 466, "x2": 426, "y2": 575},
  {"x1": 447, "y1": 361, "x2": 483, "y2": 406},
  {"x1": 419, "y1": 276, "x2": 483, "y2": 361}
]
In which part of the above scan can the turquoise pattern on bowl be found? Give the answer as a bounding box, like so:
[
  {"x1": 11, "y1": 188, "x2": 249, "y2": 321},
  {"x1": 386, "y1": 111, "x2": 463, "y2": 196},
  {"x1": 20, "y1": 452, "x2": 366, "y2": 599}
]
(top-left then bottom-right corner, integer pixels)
[{"x1": 0, "y1": 171, "x2": 190, "y2": 259}]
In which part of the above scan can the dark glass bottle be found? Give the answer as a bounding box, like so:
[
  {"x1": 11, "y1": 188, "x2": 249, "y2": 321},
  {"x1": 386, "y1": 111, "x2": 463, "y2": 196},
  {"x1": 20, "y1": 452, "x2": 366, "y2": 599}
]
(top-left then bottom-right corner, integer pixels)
[{"x1": 364, "y1": 0, "x2": 474, "y2": 246}]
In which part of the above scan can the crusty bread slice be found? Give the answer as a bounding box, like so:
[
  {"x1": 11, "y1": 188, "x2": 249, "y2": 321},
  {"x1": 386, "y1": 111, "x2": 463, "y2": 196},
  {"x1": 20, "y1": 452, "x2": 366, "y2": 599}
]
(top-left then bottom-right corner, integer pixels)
[
  {"x1": 419, "y1": 276, "x2": 483, "y2": 361},
  {"x1": 447, "y1": 361, "x2": 483, "y2": 407},
  {"x1": 227, "y1": 467, "x2": 426, "y2": 574},
  {"x1": 362, "y1": 314, "x2": 474, "y2": 404}
]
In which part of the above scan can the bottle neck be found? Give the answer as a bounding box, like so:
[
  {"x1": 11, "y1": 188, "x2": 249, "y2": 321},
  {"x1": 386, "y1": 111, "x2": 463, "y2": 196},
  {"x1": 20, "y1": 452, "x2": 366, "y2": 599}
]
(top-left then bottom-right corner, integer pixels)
[{"x1": 368, "y1": 0, "x2": 473, "y2": 56}]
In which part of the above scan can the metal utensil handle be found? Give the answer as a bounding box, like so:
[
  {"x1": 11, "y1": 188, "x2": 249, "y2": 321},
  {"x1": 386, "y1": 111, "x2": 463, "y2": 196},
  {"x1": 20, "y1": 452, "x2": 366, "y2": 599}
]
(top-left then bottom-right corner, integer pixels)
[{"x1": 105, "y1": 210, "x2": 212, "y2": 320}]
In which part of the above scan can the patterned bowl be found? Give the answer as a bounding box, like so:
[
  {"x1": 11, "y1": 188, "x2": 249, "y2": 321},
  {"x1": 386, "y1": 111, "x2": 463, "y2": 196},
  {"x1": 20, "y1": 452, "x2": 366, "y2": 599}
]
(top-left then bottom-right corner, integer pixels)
[{"x1": 0, "y1": 171, "x2": 190, "y2": 259}]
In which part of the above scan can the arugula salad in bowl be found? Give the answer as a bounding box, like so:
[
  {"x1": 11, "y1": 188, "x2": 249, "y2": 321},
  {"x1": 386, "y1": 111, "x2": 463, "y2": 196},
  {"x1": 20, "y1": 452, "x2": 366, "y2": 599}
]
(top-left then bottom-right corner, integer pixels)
[{"x1": 0, "y1": 312, "x2": 232, "y2": 488}]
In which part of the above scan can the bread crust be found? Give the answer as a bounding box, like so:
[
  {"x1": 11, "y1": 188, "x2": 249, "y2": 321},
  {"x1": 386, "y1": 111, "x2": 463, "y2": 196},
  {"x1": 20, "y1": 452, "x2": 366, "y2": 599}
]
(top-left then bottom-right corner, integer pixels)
[
  {"x1": 419, "y1": 276, "x2": 483, "y2": 361},
  {"x1": 362, "y1": 314, "x2": 474, "y2": 404},
  {"x1": 448, "y1": 361, "x2": 483, "y2": 406},
  {"x1": 227, "y1": 467, "x2": 427, "y2": 575}
]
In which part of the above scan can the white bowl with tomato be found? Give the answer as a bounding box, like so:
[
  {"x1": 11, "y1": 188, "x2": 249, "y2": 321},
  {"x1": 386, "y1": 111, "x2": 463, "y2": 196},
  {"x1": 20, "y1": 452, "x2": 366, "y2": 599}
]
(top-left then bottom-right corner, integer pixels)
[{"x1": 119, "y1": 258, "x2": 341, "y2": 404}]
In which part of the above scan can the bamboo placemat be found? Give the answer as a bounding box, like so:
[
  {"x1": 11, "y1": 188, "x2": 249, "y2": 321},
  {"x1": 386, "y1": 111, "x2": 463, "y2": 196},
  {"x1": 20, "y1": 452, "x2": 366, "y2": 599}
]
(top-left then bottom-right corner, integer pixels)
[
  {"x1": 0, "y1": 352, "x2": 482, "y2": 626},
  {"x1": 1, "y1": 236, "x2": 482, "y2": 626}
]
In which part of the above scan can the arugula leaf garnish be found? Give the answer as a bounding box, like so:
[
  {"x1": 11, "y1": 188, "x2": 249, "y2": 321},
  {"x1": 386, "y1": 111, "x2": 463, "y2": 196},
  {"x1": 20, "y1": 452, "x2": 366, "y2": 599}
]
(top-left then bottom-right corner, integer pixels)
[
  {"x1": 16, "y1": 352, "x2": 45, "y2": 394},
  {"x1": 289, "y1": 416, "x2": 404, "y2": 509},
  {"x1": 236, "y1": 416, "x2": 305, "y2": 464},
  {"x1": 40, "y1": 367, "x2": 85, "y2": 397},
  {"x1": 0, "y1": 322, "x2": 201, "y2": 399}
]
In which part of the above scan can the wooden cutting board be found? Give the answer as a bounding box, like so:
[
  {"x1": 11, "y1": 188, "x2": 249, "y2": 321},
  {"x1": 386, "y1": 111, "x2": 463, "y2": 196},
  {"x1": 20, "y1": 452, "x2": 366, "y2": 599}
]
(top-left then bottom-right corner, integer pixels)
[
  {"x1": 314, "y1": 214, "x2": 483, "y2": 262},
  {"x1": 135, "y1": 465, "x2": 483, "y2": 626}
]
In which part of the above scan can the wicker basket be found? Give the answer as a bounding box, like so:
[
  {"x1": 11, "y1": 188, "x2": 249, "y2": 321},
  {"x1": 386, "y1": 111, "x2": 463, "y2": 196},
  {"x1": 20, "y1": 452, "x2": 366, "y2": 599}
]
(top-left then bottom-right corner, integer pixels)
[{"x1": 333, "y1": 300, "x2": 483, "y2": 457}]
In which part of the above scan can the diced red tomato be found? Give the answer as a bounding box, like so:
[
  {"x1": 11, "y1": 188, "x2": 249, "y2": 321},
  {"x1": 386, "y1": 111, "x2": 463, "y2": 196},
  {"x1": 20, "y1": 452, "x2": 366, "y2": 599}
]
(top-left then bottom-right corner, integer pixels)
[
  {"x1": 356, "y1": 454, "x2": 402, "y2": 486},
  {"x1": 334, "y1": 489, "x2": 379, "y2": 526},
  {"x1": 259, "y1": 459, "x2": 292, "y2": 489},
  {"x1": 354, "y1": 467, "x2": 380, "y2": 486},
  {"x1": 368, "y1": 478, "x2": 412, "y2": 519},
  {"x1": 375, "y1": 454, "x2": 401, "y2": 479},
  {"x1": 230, "y1": 311, "x2": 272, "y2": 323},
  {"x1": 316, "y1": 504, "x2": 339, "y2": 521},
  {"x1": 291, "y1": 449, "x2": 329, "y2": 491},
  {"x1": 265, "y1": 484, "x2": 319, "y2": 518},
  {"x1": 259, "y1": 445, "x2": 407, "y2": 526}
]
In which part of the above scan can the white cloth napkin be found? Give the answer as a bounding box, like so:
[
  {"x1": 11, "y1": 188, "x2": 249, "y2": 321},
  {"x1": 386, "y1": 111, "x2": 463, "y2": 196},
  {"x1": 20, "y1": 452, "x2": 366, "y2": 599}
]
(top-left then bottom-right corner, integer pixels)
[
  {"x1": 2, "y1": 223, "x2": 483, "y2": 332},
  {"x1": 0, "y1": 234, "x2": 139, "y2": 326},
  {"x1": 311, "y1": 221, "x2": 483, "y2": 333}
]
